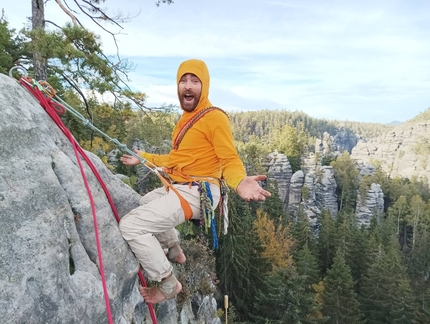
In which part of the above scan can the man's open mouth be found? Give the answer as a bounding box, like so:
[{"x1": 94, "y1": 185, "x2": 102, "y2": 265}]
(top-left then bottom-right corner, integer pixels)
[{"x1": 184, "y1": 94, "x2": 194, "y2": 102}]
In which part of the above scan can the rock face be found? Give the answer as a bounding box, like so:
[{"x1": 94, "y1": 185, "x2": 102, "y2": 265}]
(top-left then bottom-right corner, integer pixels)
[
  {"x1": 351, "y1": 121, "x2": 430, "y2": 181},
  {"x1": 355, "y1": 183, "x2": 384, "y2": 227},
  {"x1": 266, "y1": 151, "x2": 338, "y2": 227},
  {"x1": 314, "y1": 166, "x2": 338, "y2": 218},
  {"x1": 266, "y1": 151, "x2": 293, "y2": 210},
  {"x1": 0, "y1": 74, "x2": 219, "y2": 324},
  {"x1": 316, "y1": 130, "x2": 359, "y2": 155},
  {"x1": 288, "y1": 170, "x2": 304, "y2": 206}
]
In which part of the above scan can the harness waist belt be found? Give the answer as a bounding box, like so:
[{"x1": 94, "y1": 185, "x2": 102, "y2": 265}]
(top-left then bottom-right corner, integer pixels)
[{"x1": 172, "y1": 181, "x2": 199, "y2": 186}]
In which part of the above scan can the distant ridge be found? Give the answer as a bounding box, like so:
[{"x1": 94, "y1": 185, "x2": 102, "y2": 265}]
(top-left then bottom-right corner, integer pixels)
[{"x1": 386, "y1": 120, "x2": 402, "y2": 125}]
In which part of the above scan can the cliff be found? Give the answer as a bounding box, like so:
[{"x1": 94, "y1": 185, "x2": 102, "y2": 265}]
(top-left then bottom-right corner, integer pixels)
[
  {"x1": 0, "y1": 74, "x2": 219, "y2": 324},
  {"x1": 351, "y1": 121, "x2": 430, "y2": 181}
]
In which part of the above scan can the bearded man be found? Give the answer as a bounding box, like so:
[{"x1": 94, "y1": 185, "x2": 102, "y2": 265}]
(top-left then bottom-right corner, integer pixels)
[{"x1": 119, "y1": 59, "x2": 271, "y2": 304}]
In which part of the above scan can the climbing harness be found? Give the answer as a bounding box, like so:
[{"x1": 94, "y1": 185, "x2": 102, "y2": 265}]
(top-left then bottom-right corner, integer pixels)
[
  {"x1": 11, "y1": 69, "x2": 159, "y2": 324},
  {"x1": 170, "y1": 106, "x2": 230, "y2": 248}
]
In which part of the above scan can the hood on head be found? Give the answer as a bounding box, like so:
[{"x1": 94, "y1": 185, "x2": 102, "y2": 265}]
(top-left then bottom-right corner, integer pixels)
[{"x1": 177, "y1": 59, "x2": 212, "y2": 112}]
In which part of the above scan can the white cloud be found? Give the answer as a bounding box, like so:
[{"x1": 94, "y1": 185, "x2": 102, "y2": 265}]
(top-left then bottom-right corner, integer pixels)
[{"x1": 4, "y1": 0, "x2": 430, "y2": 123}]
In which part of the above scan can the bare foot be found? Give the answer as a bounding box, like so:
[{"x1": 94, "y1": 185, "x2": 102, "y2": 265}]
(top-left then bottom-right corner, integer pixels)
[{"x1": 139, "y1": 281, "x2": 182, "y2": 304}]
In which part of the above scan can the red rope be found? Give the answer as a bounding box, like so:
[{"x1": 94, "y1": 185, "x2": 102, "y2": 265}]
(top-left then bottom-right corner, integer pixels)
[{"x1": 20, "y1": 80, "x2": 158, "y2": 324}]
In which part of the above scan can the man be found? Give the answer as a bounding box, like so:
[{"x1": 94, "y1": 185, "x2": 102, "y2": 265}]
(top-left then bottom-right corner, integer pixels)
[{"x1": 119, "y1": 59, "x2": 270, "y2": 304}]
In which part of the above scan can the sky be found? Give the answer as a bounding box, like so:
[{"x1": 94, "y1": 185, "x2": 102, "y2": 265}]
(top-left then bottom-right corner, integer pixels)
[{"x1": 4, "y1": 0, "x2": 430, "y2": 123}]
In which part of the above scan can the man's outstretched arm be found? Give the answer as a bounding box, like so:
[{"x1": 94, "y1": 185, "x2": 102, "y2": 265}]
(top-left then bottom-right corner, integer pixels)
[{"x1": 236, "y1": 175, "x2": 271, "y2": 202}]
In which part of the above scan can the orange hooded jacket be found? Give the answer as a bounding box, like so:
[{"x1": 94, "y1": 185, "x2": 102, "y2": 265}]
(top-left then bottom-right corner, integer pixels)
[{"x1": 139, "y1": 59, "x2": 246, "y2": 190}]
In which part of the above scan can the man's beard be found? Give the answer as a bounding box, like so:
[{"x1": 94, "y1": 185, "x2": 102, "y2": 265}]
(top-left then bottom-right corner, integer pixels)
[{"x1": 179, "y1": 90, "x2": 201, "y2": 112}]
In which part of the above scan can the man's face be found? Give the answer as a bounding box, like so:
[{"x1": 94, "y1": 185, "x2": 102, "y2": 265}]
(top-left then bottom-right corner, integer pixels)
[{"x1": 178, "y1": 73, "x2": 202, "y2": 112}]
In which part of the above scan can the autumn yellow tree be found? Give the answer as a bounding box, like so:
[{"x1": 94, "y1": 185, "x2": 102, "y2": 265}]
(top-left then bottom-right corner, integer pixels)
[{"x1": 253, "y1": 210, "x2": 294, "y2": 273}]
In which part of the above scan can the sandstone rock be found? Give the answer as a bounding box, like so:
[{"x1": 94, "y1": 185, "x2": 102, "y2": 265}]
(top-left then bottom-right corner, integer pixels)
[
  {"x1": 289, "y1": 170, "x2": 304, "y2": 205},
  {"x1": 266, "y1": 151, "x2": 293, "y2": 210},
  {"x1": 0, "y1": 74, "x2": 219, "y2": 324},
  {"x1": 355, "y1": 183, "x2": 384, "y2": 227},
  {"x1": 0, "y1": 74, "x2": 146, "y2": 323},
  {"x1": 302, "y1": 172, "x2": 321, "y2": 228},
  {"x1": 315, "y1": 130, "x2": 359, "y2": 155},
  {"x1": 314, "y1": 166, "x2": 338, "y2": 217},
  {"x1": 359, "y1": 164, "x2": 376, "y2": 178},
  {"x1": 351, "y1": 121, "x2": 430, "y2": 181}
]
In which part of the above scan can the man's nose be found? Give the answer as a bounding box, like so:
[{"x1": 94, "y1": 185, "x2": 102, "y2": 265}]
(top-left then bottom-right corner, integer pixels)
[{"x1": 184, "y1": 80, "x2": 192, "y2": 89}]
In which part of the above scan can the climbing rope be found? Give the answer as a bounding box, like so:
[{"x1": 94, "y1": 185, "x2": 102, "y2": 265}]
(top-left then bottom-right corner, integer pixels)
[{"x1": 13, "y1": 71, "x2": 158, "y2": 324}]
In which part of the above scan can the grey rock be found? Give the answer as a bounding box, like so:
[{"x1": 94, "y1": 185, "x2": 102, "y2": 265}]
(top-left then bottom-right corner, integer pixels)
[
  {"x1": 303, "y1": 172, "x2": 317, "y2": 204},
  {"x1": 265, "y1": 151, "x2": 293, "y2": 210},
  {"x1": 0, "y1": 74, "x2": 219, "y2": 324},
  {"x1": 351, "y1": 121, "x2": 430, "y2": 181},
  {"x1": 0, "y1": 74, "x2": 144, "y2": 324},
  {"x1": 355, "y1": 183, "x2": 384, "y2": 227},
  {"x1": 315, "y1": 166, "x2": 338, "y2": 217},
  {"x1": 359, "y1": 164, "x2": 377, "y2": 178},
  {"x1": 315, "y1": 130, "x2": 358, "y2": 155},
  {"x1": 289, "y1": 170, "x2": 304, "y2": 205},
  {"x1": 302, "y1": 172, "x2": 321, "y2": 227},
  {"x1": 107, "y1": 148, "x2": 121, "y2": 165},
  {"x1": 115, "y1": 173, "x2": 130, "y2": 182}
]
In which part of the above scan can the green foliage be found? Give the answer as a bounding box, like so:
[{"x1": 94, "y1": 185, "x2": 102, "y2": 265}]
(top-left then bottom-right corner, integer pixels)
[
  {"x1": 322, "y1": 248, "x2": 364, "y2": 324},
  {"x1": 360, "y1": 241, "x2": 418, "y2": 324},
  {"x1": 175, "y1": 239, "x2": 217, "y2": 308},
  {"x1": 253, "y1": 266, "x2": 326, "y2": 324},
  {"x1": 321, "y1": 154, "x2": 335, "y2": 166},
  {"x1": 124, "y1": 109, "x2": 176, "y2": 147},
  {"x1": 407, "y1": 227, "x2": 430, "y2": 323},
  {"x1": 331, "y1": 151, "x2": 359, "y2": 212},
  {"x1": 291, "y1": 206, "x2": 317, "y2": 255},
  {"x1": 228, "y1": 110, "x2": 393, "y2": 145},
  {"x1": 295, "y1": 243, "x2": 322, "y2": 294},
  {"x1": 0, "y1": 20, "x2": 26, "y2": 74},
  {"x1": 259, "y1": 179, "x2": 287, "y2": 222},
  {"x1": 336, "y1": 212, "x2": 372, "y2": 293},
  {"x1": 235, "y1": 135, "x2": 271, "y2": 175},
  {"x1": 25, "y1": 24, "x2": 146, "y2": 108},
  {"x1": 215, "y1": 191, "x2": 268, "y2": 321},
  {"x1": 317, "y1": 209, "x2": 337, "y2": 274}
]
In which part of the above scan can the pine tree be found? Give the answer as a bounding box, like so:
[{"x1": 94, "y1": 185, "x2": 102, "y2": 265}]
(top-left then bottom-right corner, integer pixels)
[
  {"x1": 215, "y1": 191, "x2": 268, "y2": 321},
  {"x1": 254, "y1": 266, "x2": 325, "y2": 324},
  {"x1": 335, "y1": 211, "x2": 372, "y2": 293},
  {"x1": 291, "y1": 205, "x2": 317, "y2": 256},
  {"x1": 260, "y1": 179, "x2": 286, "y2": 223},
  {"x1": 0, "y1": 20, "x2": 26, "y2": 74},
  {"x1": 349, "y1": 224, "x2": 372, "y2": 293},
  {"x1": 317, "y1": 209, "x2": 337, "y2": 275},
  {"x1": 330, "y1": 151, "x2": 359, "y2": 212},
  {"x1": 407, "y1": 220, "x2": 430, "y2": 323},
  {"x1": 360, "y1": 239, "x2": 417, "y2": 324},
  {"x1": 296, "y1": 243, "x2": 321, "y2": 294},
  {"x1": 322, "y1": 248, "x2": 364, "y2": 324}
]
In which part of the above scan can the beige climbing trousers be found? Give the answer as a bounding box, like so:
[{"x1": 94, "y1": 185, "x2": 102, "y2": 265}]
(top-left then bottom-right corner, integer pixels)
[{"x1": 119, "y1": 183, "x2": 220, "y2": 282}]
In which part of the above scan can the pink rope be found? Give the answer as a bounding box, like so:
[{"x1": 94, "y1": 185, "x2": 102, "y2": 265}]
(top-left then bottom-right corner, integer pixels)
[{"x1": 20, "y1": 80, "x2": 158, "y2": 324}]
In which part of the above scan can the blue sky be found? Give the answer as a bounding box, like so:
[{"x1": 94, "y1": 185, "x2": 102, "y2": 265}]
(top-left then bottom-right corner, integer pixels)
[{"x1": 4, "y1": 0, "x2": 430, "y2": 123}]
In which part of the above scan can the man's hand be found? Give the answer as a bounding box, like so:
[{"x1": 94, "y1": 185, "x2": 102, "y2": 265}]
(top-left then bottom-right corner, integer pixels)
[
  {"x1": 236, "y1": 175, "x2": 271, "y2": 202},
  {"x1": 119, "y1": 149, "x2": 143, "y2": 166}
]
